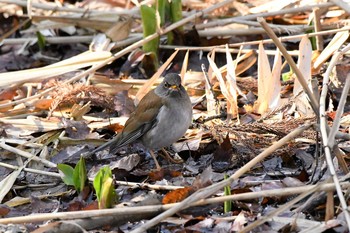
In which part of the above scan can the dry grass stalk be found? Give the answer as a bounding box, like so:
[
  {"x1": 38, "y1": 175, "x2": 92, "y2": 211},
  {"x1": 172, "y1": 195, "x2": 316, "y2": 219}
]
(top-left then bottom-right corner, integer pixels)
[{"x1": 0, "y1": 180, "x2": 349, "y2": 225}]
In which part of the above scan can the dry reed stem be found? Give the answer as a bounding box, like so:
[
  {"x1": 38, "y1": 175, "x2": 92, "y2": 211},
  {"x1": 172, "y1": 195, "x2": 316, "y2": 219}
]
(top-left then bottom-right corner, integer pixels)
[
  {"x1": 0, "y1": 142, "x2": 56, "y2": 168},
  {"x1": 319, "y1": 43, "x2": 350, "y2": 230},
  {"x1": 196, "y1": 2, "x2": 334, "y2": 29},
  {"x1": 0, "y1": 0, "x2": 137, "y2": 14},
  {"x1": 161, "y1": 26, "x2": 350, "y2": 54},
  {"x1": 0, "y1": 180, "x2": 348, "y2": 225}
]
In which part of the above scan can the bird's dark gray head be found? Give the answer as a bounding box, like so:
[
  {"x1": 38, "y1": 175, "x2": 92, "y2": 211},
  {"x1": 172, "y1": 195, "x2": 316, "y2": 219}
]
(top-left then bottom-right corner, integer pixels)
[{"x1": 155, "y1": 73, "x2": 185, "y2": 98}]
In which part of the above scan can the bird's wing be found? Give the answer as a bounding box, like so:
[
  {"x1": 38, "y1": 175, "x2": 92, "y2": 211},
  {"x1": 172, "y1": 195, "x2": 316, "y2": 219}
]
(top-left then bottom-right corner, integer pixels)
[{"x1": 109, "y1": 90, "x2": 163, "y2": 153}]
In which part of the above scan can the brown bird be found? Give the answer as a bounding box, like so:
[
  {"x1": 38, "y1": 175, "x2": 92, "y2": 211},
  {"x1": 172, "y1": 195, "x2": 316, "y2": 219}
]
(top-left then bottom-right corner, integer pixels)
[{"x1": 91, "y1": 73, "x2": 192, "y2": 169}]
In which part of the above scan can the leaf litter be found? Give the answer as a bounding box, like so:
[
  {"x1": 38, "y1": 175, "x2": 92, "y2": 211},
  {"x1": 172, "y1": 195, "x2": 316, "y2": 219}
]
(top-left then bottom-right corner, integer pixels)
[{"x1": 1, "y1": 0, "x2": 350, "y2": 232}]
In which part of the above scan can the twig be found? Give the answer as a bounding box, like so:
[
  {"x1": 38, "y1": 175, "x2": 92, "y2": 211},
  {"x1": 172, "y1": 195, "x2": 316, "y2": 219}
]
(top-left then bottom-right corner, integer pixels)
[
  {"x1": 195, "y1": 2, "x2": 334, "y2": 29},
  {"x1": 0, "y1": 0, "x2": 138, "y2": 15},
  {"x1": 0, "y1": 138, "x2": 43, "y2": 148},
  {"x1": 12, "y1": 183, "x2": 58, "y2": 190},
  {"x1": 0, "y1": 162, "x2": 60, "y2": 178},
  {"x1": 161, "y1": 26, "x2": 350, "y2": 53},
  {"x1": 1, "y1": 180, "x2": 348, "y2": 225},
  {"x1": 328, "y1": 75, "x2": 350, "y2": 147},
  {"x1": 129, "y1": 123, "x2": 312, "y2": 233},
  {"x1": 2, "y1": 35, "x2": 143, "y2": 48},
  {"x1": 197, "y1": 25, "x2": 313, "y2": 37},
  {"x1": 313, "y1": 8, "x2": 324, "y2": 51},
  {"x1": 0, "y1": 142, "x2": 56, "y2": 168},
  {"x1": 115, "y1": 180, "x2": 183, "y2": 190},
  {"x1": 326, "y1": 180, "x2": 335, "y2": 220},
  {"x1": 198, "y1": 18, "x2": 307, "y2": 30},
  {"x1": 2, "y1": 36, "x2": 94, "y2": 45},
  {"x1": 164, "y1": 45, "x2": 300, "y2": 56},
  {"x1": 320, "y1": 42, "x2": 350, "y2": 156},
  {"x1": 228, "y1": 26, "x2": 350, "y2": 48},
  {"x1": 111, "y1": 35, "x2": 143, "y2": 48},
  {"x1": 240, "y1": 184, "x2": 320, "y2": 233},
  {"x1": 319, "y1": 43, "x2": 350, "y2": 230}
]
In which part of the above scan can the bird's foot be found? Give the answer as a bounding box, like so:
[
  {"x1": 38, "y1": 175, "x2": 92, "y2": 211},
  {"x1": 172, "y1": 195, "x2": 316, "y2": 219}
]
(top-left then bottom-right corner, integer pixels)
[
  {"x1": 149, "y1": 150, "x2": 161, "y2": 170},
  {"x1": 160, "y1": 148, "x2": 183, "y2": 164}
]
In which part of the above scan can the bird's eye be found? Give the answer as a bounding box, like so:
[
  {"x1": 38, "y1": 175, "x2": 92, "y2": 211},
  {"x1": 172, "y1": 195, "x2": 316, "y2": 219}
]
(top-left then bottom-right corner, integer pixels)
[{"x1": 164, "y1": 82, "x2": 170, "y2": 88}]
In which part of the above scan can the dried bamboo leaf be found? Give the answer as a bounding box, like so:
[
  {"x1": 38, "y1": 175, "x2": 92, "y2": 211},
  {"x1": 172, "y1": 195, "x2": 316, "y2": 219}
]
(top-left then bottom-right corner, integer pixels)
[
  {"x1": 270, "y1": 48, "x2": 282, "y2": 109},
  {"x1": 313, "y1": 31, "x2": 349, "y2": 70},
  {"x1": 254, "y1": 42, "x2": 272, "y2": 114},
  {"x1": 0, "y1": 166, "x2": 24, "y2": 203},
  {"x1": 0, "y1": 51, "x2": 112, "y2": 87},
  {"x1": 225, "y1": 44, "x2": 239, "y2": 118},
  {"x1": 294, "y1": 36, "x2": 314, "y2": 116},
  {"x1": 208, "y1": 50, "x2": 236, "y2": 119}
]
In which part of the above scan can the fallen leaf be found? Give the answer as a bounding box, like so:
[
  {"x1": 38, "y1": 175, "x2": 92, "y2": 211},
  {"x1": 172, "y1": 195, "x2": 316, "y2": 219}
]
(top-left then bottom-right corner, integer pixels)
[
  {"x1": 162, "y1": 187, "x2": 195, "y2": 204},
  {"x1": 0, "y1": 204, "x2": 10, "y2": 217},
  {"x1": 313, "y1": 31, "x2": 349, "y2": 71},
  {"x1": 110, "y1": 154, "x2": 140, "y2": 172},
  {"x1": 148, "y1": 168, "x2": 182, "y2": 181}
]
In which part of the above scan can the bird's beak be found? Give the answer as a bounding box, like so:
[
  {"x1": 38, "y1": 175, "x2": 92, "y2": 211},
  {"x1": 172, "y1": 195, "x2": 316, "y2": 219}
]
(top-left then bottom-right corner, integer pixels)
[{"x1": 169, "y1": 85, "x2": 179, "y2": 90}]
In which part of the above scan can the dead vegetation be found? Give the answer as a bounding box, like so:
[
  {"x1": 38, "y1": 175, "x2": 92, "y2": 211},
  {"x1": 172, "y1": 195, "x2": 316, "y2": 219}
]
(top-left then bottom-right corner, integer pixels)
[{"x1": 1, "y1": 0, "x2": 350, "y2": 232}]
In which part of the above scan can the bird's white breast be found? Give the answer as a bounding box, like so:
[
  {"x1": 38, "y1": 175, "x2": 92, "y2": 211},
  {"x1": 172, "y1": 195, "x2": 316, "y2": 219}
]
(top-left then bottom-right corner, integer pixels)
[{"x1": 141, "y1": 98, "x2": 192, "y2": 149}]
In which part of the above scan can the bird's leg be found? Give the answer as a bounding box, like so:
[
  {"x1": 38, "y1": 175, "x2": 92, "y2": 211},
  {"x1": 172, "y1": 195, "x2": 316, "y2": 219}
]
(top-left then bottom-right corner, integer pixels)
[
  {"x1": 160, "y1": 148, "x2": 183, "y2": 164},
  {"x1": 150, "y1": 150, "x2": 161, "y2": 170}
]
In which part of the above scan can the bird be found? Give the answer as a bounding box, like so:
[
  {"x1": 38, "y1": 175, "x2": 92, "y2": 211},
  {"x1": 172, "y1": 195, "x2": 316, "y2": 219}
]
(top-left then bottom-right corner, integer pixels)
[{"x1": 91, "y1": 73, "x2": 192, "y2": 169}]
